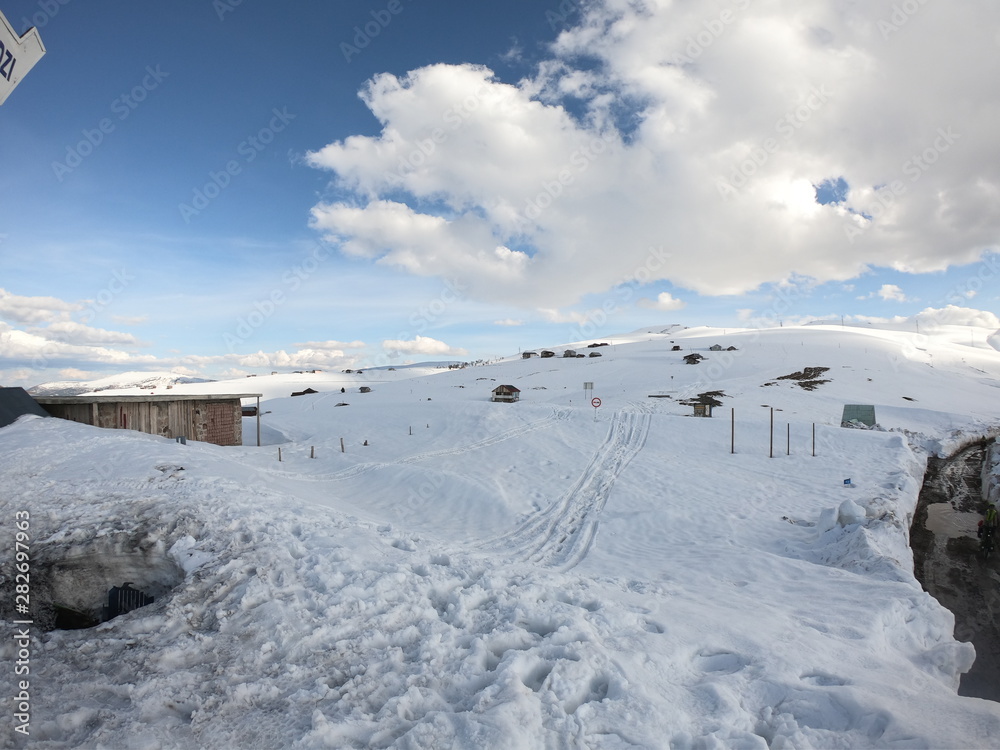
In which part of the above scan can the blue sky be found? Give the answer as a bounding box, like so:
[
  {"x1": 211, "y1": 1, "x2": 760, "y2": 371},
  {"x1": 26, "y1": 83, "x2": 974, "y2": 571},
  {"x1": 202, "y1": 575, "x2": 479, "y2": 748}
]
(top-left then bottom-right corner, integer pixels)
[{"x1": 1, "y1": 0, "x2": 998, "y2": 386}]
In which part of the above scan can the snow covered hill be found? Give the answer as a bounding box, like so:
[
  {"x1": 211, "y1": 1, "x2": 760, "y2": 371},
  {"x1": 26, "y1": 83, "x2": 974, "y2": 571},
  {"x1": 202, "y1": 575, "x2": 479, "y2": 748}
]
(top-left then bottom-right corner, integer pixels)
[
  {"x1": 3, "y1": 319, "x2": 1000, "y2": 748},
  {"x1": 28, "y1": 371, "x2": 216, "y2": 397}
]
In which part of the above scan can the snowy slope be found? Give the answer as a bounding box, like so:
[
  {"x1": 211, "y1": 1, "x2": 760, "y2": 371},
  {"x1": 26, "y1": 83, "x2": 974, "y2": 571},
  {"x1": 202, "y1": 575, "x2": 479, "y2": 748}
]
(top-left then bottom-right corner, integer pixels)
[
  {"x1": 28, "y1": 371, "x2": 215, "y2": 397},
  {"x1": 34, "y1": 366, "x2": 456, "y2": 404},
  {"x1": 3, "y1": 322, "x2": 1000, "y2": 748}
]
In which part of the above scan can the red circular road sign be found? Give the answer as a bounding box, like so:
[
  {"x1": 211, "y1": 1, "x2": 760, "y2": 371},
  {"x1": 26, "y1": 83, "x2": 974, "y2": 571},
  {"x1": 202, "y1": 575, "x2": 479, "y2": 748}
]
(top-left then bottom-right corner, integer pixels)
[{"x1": 591, "y1": 397, "x2": 602, "y2": 408}]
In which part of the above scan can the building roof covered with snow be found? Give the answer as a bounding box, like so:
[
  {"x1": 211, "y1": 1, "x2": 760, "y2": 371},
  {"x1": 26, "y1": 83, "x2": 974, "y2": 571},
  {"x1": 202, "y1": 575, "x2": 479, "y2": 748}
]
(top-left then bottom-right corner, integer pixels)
[{"x1": 0, "y1": 387, "x2": 49, "y2": 429}]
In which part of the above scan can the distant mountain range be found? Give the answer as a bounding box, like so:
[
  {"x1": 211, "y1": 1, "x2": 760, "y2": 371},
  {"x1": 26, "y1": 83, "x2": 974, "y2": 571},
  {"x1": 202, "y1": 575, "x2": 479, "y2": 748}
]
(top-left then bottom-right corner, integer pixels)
[{"x1": 28, "y1": 371, "x2": 215, "y2": 397}]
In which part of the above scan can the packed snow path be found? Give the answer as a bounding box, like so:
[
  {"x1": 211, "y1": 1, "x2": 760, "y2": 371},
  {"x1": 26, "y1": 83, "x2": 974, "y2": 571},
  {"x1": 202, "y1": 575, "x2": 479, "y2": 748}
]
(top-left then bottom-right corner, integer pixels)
[{"x1": 488, "y1": 411, "x2": 651, "y2": 571}]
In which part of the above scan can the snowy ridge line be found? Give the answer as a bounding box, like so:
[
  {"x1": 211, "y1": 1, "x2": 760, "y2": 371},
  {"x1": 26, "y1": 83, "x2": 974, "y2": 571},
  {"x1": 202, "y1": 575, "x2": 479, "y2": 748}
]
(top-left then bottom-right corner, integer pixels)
[
  {"x1": 487, "y1": 410, "x2": 651, "y2": 571},
  {"x1": 259, "y1": 407, "x2": 571, "y2": 482}
]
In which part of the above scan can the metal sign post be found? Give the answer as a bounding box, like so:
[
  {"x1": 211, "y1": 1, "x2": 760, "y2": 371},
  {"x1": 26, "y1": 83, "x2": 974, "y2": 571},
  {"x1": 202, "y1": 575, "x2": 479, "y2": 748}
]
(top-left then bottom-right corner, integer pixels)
[
  {"x1": 0, "y1": 11, "x2": 46, "y2": 105},
  {"x1": 591, "y1": 396, "x2": 601, "y2": 421}
]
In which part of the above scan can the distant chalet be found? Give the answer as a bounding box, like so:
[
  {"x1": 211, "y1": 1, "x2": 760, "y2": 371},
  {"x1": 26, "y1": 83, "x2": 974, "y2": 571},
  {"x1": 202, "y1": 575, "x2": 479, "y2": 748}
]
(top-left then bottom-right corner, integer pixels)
[
  {"x1": 34, "y1": 393, "x2": 261, "y2": 447},
  {"x1": 491, "y1": 385, "x2": 521, "y2": 403}
]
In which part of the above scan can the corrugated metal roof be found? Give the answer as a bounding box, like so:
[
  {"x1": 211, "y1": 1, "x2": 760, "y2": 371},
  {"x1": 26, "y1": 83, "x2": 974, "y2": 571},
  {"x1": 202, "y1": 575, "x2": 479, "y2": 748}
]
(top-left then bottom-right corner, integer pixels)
[{"x1": 0, "y1": 387, "x2": 49, "y2": 428}]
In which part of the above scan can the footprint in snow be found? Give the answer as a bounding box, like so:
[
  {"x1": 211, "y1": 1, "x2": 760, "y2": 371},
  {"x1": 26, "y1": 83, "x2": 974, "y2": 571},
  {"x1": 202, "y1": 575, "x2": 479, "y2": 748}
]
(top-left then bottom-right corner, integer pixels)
[
  {"x1": 695, "y1": 650, "x2": 751, "y2": 675},
  {"x1": 801, "y1": 671, "x2": 850, "y2": 687}
]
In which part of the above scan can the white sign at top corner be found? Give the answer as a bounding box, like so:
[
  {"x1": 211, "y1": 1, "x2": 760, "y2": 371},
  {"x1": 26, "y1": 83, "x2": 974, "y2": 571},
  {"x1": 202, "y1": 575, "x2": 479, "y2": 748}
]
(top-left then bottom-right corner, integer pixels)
[{"x1": 0, "y1": 10, "x2": 45, "y2": 105}]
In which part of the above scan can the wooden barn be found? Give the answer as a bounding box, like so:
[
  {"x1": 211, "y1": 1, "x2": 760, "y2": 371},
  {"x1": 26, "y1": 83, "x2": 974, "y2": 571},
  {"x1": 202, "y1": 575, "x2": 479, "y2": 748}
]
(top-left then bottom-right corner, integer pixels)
[
  {"x1": 34, "y1": 393, "x2": 261, "y2": 447},
  {"x1": 491, "y1": 385, "x2": 521, "y2": 403}
]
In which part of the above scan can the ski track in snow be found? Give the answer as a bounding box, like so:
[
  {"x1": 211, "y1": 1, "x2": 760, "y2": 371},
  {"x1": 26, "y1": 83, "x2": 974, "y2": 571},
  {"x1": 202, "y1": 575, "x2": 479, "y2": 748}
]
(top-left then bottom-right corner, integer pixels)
[{"x1": 488, "y1": 410, "x2": 651, "y2": 571}]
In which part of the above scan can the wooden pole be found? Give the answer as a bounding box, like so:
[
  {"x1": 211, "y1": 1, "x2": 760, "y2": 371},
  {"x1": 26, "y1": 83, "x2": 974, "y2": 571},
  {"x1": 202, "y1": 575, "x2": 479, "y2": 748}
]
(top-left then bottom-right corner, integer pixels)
[
  {"x1": 812, "y1": 423, "x2": 816, "y2": 457},
  {"x1": 256, "y1": 396, "x2": 261, "y2": 447},
  {"x1": 769, "y1": 408, "x2": 774, "y2": 458},
  {"x1": 310, "y1": 445, "x2": 315, "y2": 459},
  {"x1": 787, "y1": 423, "x2": 790, "y2": 455},
  {"x1": 340, "y1": 437, "x2": 345, "y2": 453},
  {"x1": 731, "y1": 408, "x2": 735, "y2": 454},
  {"x1": 278, "y1": 447, "x2": 282, "y2": 462}
]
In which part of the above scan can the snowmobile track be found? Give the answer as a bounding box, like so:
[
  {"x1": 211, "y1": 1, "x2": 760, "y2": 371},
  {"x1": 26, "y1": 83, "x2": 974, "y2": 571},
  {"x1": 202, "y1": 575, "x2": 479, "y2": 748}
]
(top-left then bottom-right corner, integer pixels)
[{"x1": 489, "y1": 410, "x2": 651, "y2": 572}]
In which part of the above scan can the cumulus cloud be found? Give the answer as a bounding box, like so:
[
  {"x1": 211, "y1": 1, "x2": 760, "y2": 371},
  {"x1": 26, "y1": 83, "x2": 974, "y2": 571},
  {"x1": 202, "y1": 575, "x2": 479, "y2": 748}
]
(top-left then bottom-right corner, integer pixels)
[
  {"x1": 232, "y1": 349, "x2": 356, "y2": 368},
  {"x1": 0, "y1": 314, "x2": 365, "y2": 386},
  {"x1": 111, "y1": 314, "x2": 149, "y2": 326},
  {"x1": 381, "y1": 335, "x2": 468, "y2": 357},
  {"x1": 857, "y1": 283, "x2": 909, "y2": 302},
  {"x1": 494, "y1": 319, "x2": 525, "y2": 326},
  {"x1": 306, "y1": 1, "x2": 1000, "y2": 313},
  {"x1": 847, "y1": 306, "x2": 1000, "y2": 331},
  {"x1": 877, "y1": 284, "x2": 908, "y2": 302},
  {"x1": 292, "y1": 340, "x2": 367, "y2": 350},
  {"x1": 29, "y1": 321, "x2": 145, "y2": 346},
  {"x1": 0, "y1": 327, "x2": 150, "y2": 368},
  {"x1": 637, "y1": 292, "x2": 686, "y2": 311},
  {"x1": 57, "y1": 368, "x2": 96, "y2": 381},
  {"x1": 0, "y1": 289, "x2": 81, "y2": 325}
]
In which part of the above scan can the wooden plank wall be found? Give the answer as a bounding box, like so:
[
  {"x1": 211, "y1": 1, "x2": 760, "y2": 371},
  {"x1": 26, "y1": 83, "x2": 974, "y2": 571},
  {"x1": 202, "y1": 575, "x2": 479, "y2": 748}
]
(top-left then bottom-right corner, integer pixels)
[{"x1": 42, "y1": 399, "x2": 243, "y2": 446}]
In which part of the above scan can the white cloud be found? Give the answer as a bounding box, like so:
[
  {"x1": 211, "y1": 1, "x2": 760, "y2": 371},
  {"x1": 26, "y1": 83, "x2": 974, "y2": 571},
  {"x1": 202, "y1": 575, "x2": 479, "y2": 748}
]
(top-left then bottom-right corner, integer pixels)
[
  {"x1": 292, "y1": 340, "x2": 367, "y2": 350},
  {"x1": 29, "y1": 321, "x2": 144, "y2": 346},
  {"x1": 856, "y1": 283, "x2": 909, "y2": 302},
  {"x1": 0, "y1": 316, "x2": 365, "y2": 385},
  {"x1": 381, "y1": 335, "x2": 468, "y2": 357},
  {"x1": 307, "y1": 2, "x2": 1000, "y2": 313},
  {"x1": 233, "y1": 349, "x2": 355, "y2": 368},
  {"x1": 845, "y1": 306, "x2": 1000, "y2": 330},
  {"x1": 0, "y1": 327, "x2": 151, "y2": 368},
  {"x1": 111, "y1": 314, "x2": 149, "y2": 326},
  {"x1": 494, "y1": 319, "x2": 525, "y2": 326},
  {"x1": 0, "y1": 288, "x2": 81, "y2": 325},
  {"x1": 57, "y1": 368, "x2": 97, "y2": 380},
  {"x1": 913, "y1": 306, "x2": 1000, "y2": 330},
  {"x1": 877, "y1": 284, "x2": 908, "y2": 302},
  {"x1": 637, "y1": 292, "x2": 686, "y2": 311}
]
